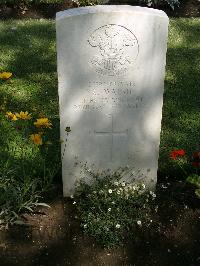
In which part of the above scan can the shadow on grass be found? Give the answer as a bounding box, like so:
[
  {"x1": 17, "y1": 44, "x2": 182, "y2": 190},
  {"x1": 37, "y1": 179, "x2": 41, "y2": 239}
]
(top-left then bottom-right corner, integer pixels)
[
  {"x1": 0, "y1": 21, "x2": 58, "y2": 111},
  {"x1": 0, "y1": 19, "x2": 200, "y2": 178},
  {"x1": 159, "y1": 19, "x2": 200, "y2": 175},
  {"x1": 0, "y1": 18, "x2": 199, "y2": 205},
  {"x1": 0, "y1": 20, "x2": 61, "y2": 184}
]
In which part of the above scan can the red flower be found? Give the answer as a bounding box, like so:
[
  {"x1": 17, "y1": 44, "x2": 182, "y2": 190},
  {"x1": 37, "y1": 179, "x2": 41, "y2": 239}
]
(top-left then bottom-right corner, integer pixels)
[
  {"x1": 170, "y1": 149, "x2": 186, "y2": 160},
  {"x1": 191, "y1": 152, "x2": 200, "y2": 167}
]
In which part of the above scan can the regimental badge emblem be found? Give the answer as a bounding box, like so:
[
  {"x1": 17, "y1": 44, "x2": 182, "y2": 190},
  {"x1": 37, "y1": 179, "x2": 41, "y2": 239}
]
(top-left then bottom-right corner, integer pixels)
[{"x1": 88, "y1": 24, "x2": 139, "y2": 76}]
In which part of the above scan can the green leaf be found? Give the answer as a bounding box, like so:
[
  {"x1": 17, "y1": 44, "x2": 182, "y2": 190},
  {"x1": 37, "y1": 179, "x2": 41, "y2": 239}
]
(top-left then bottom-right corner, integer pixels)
[
  {"x1": 23, "y1": 206, "x2": 34, "y2": 212},
  {"x1": 34, "y1": 202, "x2": 50, "y2": 208},
  {"x1": 14, "y1": 220, "x2": 26, "y2": 225},
  {"x1": 195, "y1": 189, "x2": 200, "y2": 199},
  {"x1": 186, "y1": 175, "x2": 200, "y2": 187}
]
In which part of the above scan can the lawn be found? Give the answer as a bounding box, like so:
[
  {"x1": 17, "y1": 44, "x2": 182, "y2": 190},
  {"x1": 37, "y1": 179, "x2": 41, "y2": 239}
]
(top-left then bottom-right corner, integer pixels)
[
  {"x1": 160, "y1": 18, "x2": 200, "y2": 175},
  {"x1": 0, "y1": 20, "x2": 60, "y2": 186},
  {"x1": 0, "y1": 20, "x2": 61, "y2": 224},
  {"x1": 0, "y1": 18, "x2": 200, "y2": 177}
]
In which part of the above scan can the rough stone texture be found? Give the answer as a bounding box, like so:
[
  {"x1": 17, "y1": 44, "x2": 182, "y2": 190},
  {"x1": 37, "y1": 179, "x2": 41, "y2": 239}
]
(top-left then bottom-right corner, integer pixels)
[{"x1": 56, "y1": 5, "x2": 169, "y2": 196}]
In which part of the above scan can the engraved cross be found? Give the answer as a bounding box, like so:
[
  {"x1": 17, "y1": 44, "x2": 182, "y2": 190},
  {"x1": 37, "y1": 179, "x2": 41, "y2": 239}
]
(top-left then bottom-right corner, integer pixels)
[{"x1": 94, "y1": 114, "x2": 128, "y2": 161}]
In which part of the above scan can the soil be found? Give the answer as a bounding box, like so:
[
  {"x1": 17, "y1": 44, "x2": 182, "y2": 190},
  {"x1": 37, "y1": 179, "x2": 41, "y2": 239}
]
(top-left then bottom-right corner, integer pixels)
[{"x1": 0, "y1": 179, "x2": 199, "y2": 266}]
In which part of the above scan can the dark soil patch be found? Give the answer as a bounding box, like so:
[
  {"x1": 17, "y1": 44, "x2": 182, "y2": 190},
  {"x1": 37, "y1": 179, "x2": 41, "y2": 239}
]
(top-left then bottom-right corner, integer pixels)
[
  {"x1": 0, "y1": 180, "x2": 199, "y2": 266},
  {"x1": 0, "y1": 0, "x2": 200, "y2": 20}
]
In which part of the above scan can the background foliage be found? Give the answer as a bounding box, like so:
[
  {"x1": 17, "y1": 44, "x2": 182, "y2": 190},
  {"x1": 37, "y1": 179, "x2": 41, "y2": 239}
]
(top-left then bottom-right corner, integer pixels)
[
  {"x1": 0, "y1": 0, "x2": 64, "y2": 4},
  {"x1": 0, "y1": 0, "x2": 180, "y2": 10}
]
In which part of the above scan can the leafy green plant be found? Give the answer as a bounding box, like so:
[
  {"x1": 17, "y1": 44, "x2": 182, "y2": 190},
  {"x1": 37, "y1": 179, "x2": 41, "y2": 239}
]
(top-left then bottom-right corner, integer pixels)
[
  {"x1": 0, "y1": 101, "x2": 60, "y2": 224},
  {"x1": 0, "y1": 0, "x2": 63, "y2": 5},
  {"x1": 140, "y1": 0, "x2": 179, "y2": 10},
  {"x1": 3, "y1": 109, "x2": 60, "y2": 191},
  {"x1": 76, "y1": 0, "x2": 101, "y2": 6},
  {"x1": 74, "y1": 170, "x2": 156, "y2": 248},
  {"x1": 0, "y1": 162, "x2": 50, "y2": 225},
  {"x1": 169, "y1": 149, "x2": 200, "y2": 198},
  {"x1": 186, "y1": 175, "x2": 200, "y2": 199},
  {"x1": 165, "y1": 0, "x2": 179, "y2": 10}
]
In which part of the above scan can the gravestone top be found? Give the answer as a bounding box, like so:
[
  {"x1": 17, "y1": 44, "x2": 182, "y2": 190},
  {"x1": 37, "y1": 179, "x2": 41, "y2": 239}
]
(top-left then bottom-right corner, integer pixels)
[
  {"x1": 56, "y1": 5, "x2": 169, "y2": 196},
  {"x1": 56, "y1": 5, "x2": 168, "y2": 20}
]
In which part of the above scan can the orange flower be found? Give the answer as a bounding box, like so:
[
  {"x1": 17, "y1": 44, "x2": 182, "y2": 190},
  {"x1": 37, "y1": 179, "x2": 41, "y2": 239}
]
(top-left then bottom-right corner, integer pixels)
[
  {"x1": 0, "y1": 72, "x2": 12, "y2": 80},
  {"x1": 16, "y1": 111, "x2": 31, "y2": 120},
  {"x1": 30, "y1": 133, "x2": 42, "y2": 145},
  {"x1": 34, "y1": 118, "x2": 52, "y2": 129},
  {"x1": 170, "y1": 149, "x2": 185, "y2": 160},
  {"x1": 5, "y1": 111, "x2": 18, "y2": 121}
]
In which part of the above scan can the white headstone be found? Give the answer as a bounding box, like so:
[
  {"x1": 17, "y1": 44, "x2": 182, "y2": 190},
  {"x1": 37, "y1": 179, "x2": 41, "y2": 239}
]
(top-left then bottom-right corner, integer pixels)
[{"x1": 56, "y1": 5, "x2": 169, "y2": 196}]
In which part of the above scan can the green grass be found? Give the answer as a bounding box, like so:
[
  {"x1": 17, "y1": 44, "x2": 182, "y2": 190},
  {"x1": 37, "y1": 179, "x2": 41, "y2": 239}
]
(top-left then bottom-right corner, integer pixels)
[
  {"x1": 0, "y1": 18, "x2": 200, "y2": 182},
  {"x1": 160, "y1": 18, "x2": 200, "y2": 175},
  {"x1": 0, "y1": 20, "x2": 60, "y2": 189}
]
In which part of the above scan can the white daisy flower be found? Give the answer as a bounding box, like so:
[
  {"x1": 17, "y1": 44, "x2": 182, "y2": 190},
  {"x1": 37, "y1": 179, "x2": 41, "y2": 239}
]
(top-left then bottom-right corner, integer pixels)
[
  {"x1": 137, "y1": 220, "x2": 142, "y2": 226},
  {"x1": 108, "y1": 189, "x2": 112, "y2": 194},
  {"x1": 150, "y1": 191, "x2": 156, "y2": 198},
  {"x1": 116, "y1": 224, "x2": 121, "y2": 229}
]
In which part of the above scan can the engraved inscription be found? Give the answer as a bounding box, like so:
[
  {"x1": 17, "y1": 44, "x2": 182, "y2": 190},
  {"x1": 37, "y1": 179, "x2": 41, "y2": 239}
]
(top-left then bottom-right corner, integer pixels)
[
  {"x1": 88, "y1": 24, "x2": 139, "y2": 76},
  {"x1": 74, "y1": 81, "x2": 143, "y2": 111}
]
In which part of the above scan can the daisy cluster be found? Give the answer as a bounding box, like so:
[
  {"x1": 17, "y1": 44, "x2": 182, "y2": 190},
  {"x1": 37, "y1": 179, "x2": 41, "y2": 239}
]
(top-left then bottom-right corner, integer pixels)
[{"x1": 74, "y1": 172, "x2": 156, "y2": 247}]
